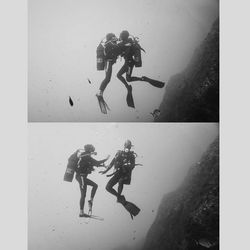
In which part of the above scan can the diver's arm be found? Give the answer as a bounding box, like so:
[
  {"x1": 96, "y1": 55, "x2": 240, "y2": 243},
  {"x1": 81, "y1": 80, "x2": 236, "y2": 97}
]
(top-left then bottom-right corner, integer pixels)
[
  {"x1": 89, "y1": 155, "x2": 110, "y2": 167},
  {"x1": 99, "y1": 157, "x2": 115, "y2": 174},
  {"x1": 98, "y1": 154, "x2": 110, "y2": 165},
  {"x1": 99, "y1": 164, "x2": 112, "y2": 174}
]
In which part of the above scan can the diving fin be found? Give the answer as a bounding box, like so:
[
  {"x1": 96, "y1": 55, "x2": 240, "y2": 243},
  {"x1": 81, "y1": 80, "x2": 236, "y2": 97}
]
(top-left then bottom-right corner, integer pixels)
[
  {"x1": 103, "y1": 98, "x2": 111, "y2": 111},
  {"x1": 88, "y1": 215, "x2": 104, "y2": 221},
  {"x1": 126, "y1": 85, "x2": 135, "y2": 108},
  {"x1": 142, "y1": 76, "x2": 165, "y2": 88},
  {"x1": 79, "y1": 213, "x2": 90, "y2": 218},
  {"x1": 96, "y1": 94, "x2": 110, "y2": 114},
  {"x1": 117, "y1": 195, "x2": 126, "y2": 204},
  {"x1": 122, "y1": 200, "x2": 140, "y2": 219}
]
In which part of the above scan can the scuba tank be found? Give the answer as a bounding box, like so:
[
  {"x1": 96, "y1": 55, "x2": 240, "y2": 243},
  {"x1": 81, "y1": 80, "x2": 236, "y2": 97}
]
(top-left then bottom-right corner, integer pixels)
[
  {"x1": 64, "y1": 159, "x2": 77, "y2": 182},
  {"x1": 63, "y1": 150, "x2": 82, "y2": 182},
  {"x1": 97, "y1": 34, "x2": 119, "y2": 70},
  {"x1": 129, "y1": 36, "x2": 143, "y2": 68},
  {"x1": 64, "y1": 166, "x2": 75, "y2": 182},
  {"x1": 63, "y1": 150, "x2": 94, "y2": 182},
  {"x1": 96, "y1": 42, "x2": 105, "y2": 71},
  {"x1": 133, "y1": 42, "x2": 142, "y2": 68}
]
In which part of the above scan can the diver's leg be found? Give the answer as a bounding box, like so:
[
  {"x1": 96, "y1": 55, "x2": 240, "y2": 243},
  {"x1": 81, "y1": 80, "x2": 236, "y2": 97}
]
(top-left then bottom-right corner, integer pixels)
[
  {"x1": 117, "y1": 179, "x2": 127, "y2": 203},
  {"x1": 117, "y1": 62, "x2": 136, "y2": 107},
  {"x1": 117, "y1": 63, "x2": 130, "y2": 89},
  {"x1": 140, "y1": 75, "x2": 165, "y2": 88},
  {"x1": 118, "y1": 178, "x2": 124, "y2": 197},
  {"x1": 126, "y1": 64, "x2": 143, "y2": 82},
  {"x1": 98, "y1": 60, "x2": 113, "y2": 96},
  {"x1": 79, "y1": 187, "x2": 87, "y2": 211},
  {"x1": 76, "y1": 175, "x2": 87, "y2": 216},
  {"x1": 118, "y1": 179, "x2": 124, "y2": 196},
  {"x1": 122, "y1": 64, "x2": 135, "y2": 107},
  {"x1": 105, "y1": 174, "x2": 121, "y2": 198},
  {"x1": 85, "y1": 178, "x2": 98, "y2": 212},
  {"x1": 126, "y1": 63, "x2": 164, "y2": 87},
  {"x1": 85, "y1": 178, "x2": 98, "y2": 200}
]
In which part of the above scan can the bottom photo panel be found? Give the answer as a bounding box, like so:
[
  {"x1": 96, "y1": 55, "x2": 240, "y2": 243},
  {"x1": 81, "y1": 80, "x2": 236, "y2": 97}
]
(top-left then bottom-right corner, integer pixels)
[{"x1": 28, "y1": 123, "x2": 219, "y2": 250}]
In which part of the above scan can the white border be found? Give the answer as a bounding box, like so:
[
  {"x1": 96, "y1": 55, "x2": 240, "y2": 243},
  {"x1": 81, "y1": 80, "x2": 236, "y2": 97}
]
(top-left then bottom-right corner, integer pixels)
[{"x1": 0, "y1": 0, "x2": 27, "y2": 249}]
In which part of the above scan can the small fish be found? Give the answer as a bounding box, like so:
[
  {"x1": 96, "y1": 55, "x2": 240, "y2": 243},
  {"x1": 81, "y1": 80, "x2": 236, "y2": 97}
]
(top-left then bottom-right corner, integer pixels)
[
  {"x1": 87, "y1": 78, "x2": 92, "y2": 84},
  {"x1": 69, "y1": 96, "x2": 74, "y2": 106}
]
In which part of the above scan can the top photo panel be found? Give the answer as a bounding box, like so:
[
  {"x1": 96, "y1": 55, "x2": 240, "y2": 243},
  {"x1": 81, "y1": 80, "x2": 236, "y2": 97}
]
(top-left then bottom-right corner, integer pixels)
[{"x1": 28, "y1": 0, "x2": 219, "y2": 122}]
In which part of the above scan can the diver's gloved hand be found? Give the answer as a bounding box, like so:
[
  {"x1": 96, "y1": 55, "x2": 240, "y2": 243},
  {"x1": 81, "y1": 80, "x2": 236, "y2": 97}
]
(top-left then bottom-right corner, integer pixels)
[{"x1": 99, "y1": 164, "x2": 111, "y2": 174}]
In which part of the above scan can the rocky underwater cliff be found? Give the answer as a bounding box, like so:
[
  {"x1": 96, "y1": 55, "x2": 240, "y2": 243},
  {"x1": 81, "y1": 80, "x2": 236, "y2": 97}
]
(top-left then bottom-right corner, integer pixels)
[
  {"x1": 143, "y1": 137, "x2": 219, "y2": 250},
  {"x1": 156, "y1": 18, "x2": 219, "y2": 122}
]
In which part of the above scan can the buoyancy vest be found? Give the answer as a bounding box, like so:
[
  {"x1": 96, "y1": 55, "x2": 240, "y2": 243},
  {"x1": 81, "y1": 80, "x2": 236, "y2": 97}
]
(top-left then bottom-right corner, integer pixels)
[
  {"x1": 64, "y1": 151, "x2": 96, "y2": 182},
  {"x1": 76, "y1": 153, "x2": 95, "y2": 175},
  {"x1": 113, "y1": 150, "x2": 136, "y2": 182},
  {"x1": 118, "y1": 36, "x2": 144, "y2": 67},
  {"x1": 96, "y1": 38, "x2": 120, "y2": 70},
  {"x1": 104, "y1": 40, "x2": 120, "y2": 61}
]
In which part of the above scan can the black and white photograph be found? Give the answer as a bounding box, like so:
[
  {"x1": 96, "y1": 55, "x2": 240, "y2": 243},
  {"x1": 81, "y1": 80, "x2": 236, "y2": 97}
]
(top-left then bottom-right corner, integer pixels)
[
  {"x1": 26, "y1": 1, "x2": 221, "y2": 249},
  {"x1": 28, "y1": 123, "x2": 219, "y2": 250},
  {"x1": 4, "y1": 0, "x2": 250, "y2": 249},
  {"x1": 28, "y1": 0, "x2": 219, "y2": 122}
]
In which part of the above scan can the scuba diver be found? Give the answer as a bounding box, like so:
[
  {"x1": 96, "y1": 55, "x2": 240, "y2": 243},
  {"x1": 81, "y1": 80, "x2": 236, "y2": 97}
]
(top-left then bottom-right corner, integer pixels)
[
  {"x1": 75, "y1": 144, "x2": 110, "y2": 217},
  {"x1": 96, "y1": 33, "x2": 120, "y2": 114},
  {"x1": 117, "y1": 30, "x2": 165, "y2": 108},
  {"x1": 100, "y1": 140, "x2": 141, "y2": 219}
]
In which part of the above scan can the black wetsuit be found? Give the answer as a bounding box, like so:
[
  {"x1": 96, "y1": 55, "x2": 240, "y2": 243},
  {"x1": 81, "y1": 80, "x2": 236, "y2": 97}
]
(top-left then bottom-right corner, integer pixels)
[
  {"x1": 106, "y1": 150, "x2": 135, "y2": 199},
  {"x1": 117, "y1": 39, "x2": 142, "y2": 89},
  {"x1": 99, "y1": 41, "x2": 120, "y2": 92},
  {"x1": 75, "y1": 154, "x2": 106, "y2": 210}
]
